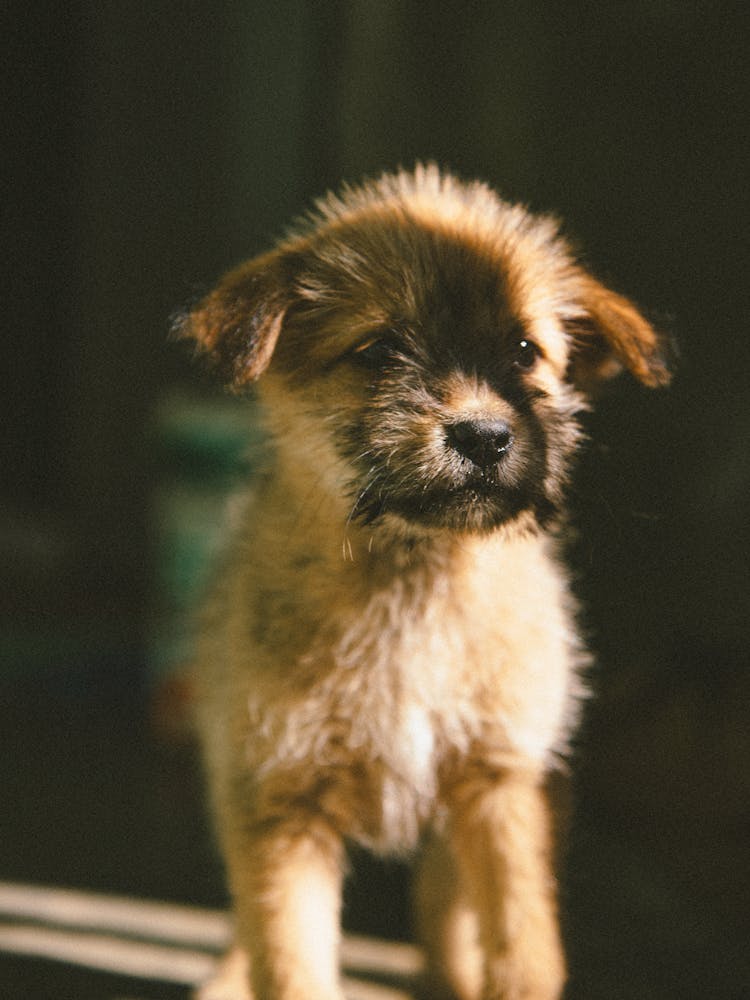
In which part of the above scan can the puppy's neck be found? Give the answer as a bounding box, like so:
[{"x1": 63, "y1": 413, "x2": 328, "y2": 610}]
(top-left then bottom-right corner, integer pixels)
[{"x1": 344, "y1": 515, "x2": 545, "y2": 575}]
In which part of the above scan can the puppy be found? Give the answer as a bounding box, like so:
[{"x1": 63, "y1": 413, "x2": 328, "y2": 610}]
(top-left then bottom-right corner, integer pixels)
[{"x1": 181, "y1": 165, "x2": 670, "y2": 1000}]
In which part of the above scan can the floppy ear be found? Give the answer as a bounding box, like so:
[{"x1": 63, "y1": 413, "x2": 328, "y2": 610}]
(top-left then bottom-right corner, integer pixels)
[
  {"x1": 176, "y1": 250, "x2": 295, "y2": 387},
  {"x1": 567, "y1": 273, "x2": 672, "y2": 391}
]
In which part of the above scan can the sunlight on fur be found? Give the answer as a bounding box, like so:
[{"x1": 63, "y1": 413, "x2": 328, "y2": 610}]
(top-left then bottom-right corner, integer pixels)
[{"x1": 179, "y1": 166, "x2": 671, "y2": 1000}]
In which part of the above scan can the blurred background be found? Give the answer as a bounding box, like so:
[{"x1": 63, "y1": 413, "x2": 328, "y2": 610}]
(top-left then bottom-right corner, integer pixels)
[{"x1": 1, "y1": 2, "x2": 748, "y2": 997}]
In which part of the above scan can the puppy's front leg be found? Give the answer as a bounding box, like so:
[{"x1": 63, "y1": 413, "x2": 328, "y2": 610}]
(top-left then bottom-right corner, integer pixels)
[
  {"x1": 447, "y1": 767, "x2": 565, "y2": 1000},
  {"x1": 224, "y1": 812, "x2": 346, "y2": 1000},
  {"x1": 414, "y1": 833, "x2": 483, "y2": 1000}
]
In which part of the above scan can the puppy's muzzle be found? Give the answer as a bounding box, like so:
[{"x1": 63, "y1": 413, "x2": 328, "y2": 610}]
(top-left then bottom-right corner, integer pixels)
[{"x1": 446, "y1": 418, "x2": 514, "y2": 472}]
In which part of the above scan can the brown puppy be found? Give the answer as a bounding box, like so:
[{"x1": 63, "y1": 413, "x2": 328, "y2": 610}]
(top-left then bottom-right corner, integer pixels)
[{"x1": 181, "y1": 166, "x2": 670, "y2": 1000}]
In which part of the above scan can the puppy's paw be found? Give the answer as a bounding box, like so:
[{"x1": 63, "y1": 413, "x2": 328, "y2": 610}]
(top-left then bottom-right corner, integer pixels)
[{"x1": 194, "y1": 946, "x2": 252, "y2": 1000}]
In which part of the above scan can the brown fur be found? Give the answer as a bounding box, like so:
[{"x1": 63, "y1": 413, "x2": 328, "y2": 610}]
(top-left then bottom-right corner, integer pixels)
[{"x1": 180, "y1": 166, "x2": 670, "y2": 1000}]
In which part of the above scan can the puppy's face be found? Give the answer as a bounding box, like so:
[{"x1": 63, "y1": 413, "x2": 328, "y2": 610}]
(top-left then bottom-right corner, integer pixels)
[
  {"x1": 182, "y1": 167, "x2": 670, "y2": 535},
  {"x1": 272, "y1": 220, "x2": 581, "y2": 534}
]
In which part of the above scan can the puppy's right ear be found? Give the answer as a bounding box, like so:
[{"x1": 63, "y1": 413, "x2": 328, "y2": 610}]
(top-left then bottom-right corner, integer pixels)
[{"x1": 176, "y1": 250, "x2": 296, "y2": 387}]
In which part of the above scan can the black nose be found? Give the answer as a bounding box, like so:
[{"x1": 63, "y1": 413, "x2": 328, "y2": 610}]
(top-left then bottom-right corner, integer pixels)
[{"x1": 446, "y1": 418, "x2": 514, "y2": 470}]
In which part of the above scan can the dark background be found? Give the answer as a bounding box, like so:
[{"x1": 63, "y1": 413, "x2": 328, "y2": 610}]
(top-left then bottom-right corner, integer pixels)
[{"x1": 2, "y1": 3, "x2": 749, "y2": 998}]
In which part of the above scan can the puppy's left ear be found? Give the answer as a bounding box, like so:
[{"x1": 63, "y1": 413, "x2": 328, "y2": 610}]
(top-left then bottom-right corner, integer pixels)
[
  {"x1": 176, "y1": 249, "x2": 297, "y2": 388},
  {"x1": 567, "y1": 273, "x2": 673, "y2": 390}
]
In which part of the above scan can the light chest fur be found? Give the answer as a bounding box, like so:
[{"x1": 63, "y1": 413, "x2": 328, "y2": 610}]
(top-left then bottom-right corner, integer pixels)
[{"x1": 196, "y1": 486, "x2": 583, "y2": 854}]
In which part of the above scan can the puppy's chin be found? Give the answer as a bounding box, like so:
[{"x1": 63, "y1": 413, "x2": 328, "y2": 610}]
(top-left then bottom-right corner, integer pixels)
[{"x1": 355, "y1": 483, "x2": 557, "y2": 536}]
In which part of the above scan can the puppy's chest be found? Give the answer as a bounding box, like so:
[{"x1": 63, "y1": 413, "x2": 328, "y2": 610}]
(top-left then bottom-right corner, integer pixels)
[
  {"x1": 325, "y1": 567, "x2": 574, "y2": 756},
  {"x1": 248, "y1": 590, "x2": 471, "y2": 845},
  {"x1": 251, "y1": 568, "x2": 573, "y2": 848},
  {"x1": 312, "y1": 607, "x2": 470, "y2": 850}
]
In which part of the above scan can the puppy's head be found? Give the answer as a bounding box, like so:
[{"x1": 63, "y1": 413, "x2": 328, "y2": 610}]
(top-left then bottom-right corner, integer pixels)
[{"x1": 180, "y1": 166, "x2": 670, "y2": 535}]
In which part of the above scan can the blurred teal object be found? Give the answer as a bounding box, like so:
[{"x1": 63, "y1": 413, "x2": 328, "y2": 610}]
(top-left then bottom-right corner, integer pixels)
[{"x1": 151, "y1": 391, "x2": 263, "y2": 679}]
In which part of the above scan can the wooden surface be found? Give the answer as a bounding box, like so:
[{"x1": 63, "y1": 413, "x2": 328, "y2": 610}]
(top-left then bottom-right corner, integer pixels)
[{"x1": 0, "y1": 882, "x2": 422, "y2": 999}]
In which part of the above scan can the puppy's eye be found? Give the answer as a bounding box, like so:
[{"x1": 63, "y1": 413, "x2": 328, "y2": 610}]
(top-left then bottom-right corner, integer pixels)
[
  {"x1": 351, "y1": 332, "x2": 401, "y2": 369},
  {"x1": 514, "y1": 339, "x2": 541, "y2": 369}
]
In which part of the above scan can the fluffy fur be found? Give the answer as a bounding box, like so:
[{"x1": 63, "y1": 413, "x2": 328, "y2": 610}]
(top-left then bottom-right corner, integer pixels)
[{"x1": 181, "y1": 165, "x2": 670, "y2": 1000}]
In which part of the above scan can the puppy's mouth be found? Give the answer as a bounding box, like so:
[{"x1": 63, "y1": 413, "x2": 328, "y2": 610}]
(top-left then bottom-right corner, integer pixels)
[
  {"x1": 359, "y1": 478, "x2": 553, "y2": 533},
  {"x1": 349, "y1": 417, "x2": 555, "y2": 534}
]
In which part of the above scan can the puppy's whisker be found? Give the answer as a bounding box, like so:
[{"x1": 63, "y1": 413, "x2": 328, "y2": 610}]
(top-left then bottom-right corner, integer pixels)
[
  {"x1": 347, "y1": 471, "x2": 378, "y2": 518},
  {"x1": 285, "y1": 467, "x2": 344, "y2": 543}
]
